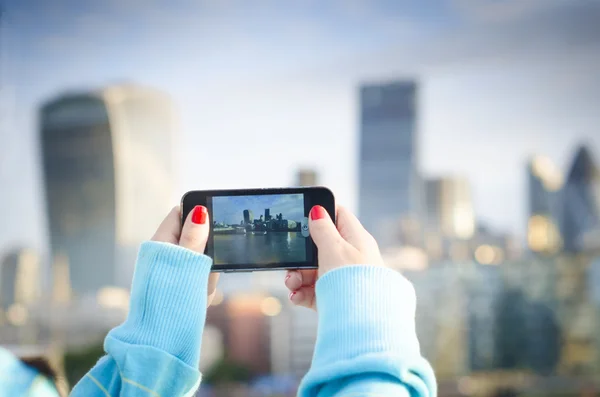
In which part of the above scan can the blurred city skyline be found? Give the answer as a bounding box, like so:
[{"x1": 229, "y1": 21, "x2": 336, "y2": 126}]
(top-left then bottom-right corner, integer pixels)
[
  {"x1": 1, "y1": 3, "x2": 600, "y2": 394},
  {"x1": 2, "y1": 0, "x2": 600, "y2": 254}
]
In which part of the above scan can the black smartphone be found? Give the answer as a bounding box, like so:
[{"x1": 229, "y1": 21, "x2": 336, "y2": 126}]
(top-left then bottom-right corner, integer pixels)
[{"x1": 181, "y1": 187, "x2": 335, "y2": 272}]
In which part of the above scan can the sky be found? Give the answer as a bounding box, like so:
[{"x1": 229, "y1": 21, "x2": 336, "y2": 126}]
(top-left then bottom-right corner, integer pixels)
[
  {"x1": 213, "y1": 194, "x2": 304, "y2": 226},
  {"x1": 1, "y1": 0, "x2": 600, "y2": 253}
]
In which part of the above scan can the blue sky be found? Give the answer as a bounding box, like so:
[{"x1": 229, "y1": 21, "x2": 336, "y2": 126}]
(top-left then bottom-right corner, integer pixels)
[
  {"x1": 213, "y1": 194, "x2": 304, "y2": 225},
  {"x1": 1, "y1": 0, "x2": 600, "y2": 252}
]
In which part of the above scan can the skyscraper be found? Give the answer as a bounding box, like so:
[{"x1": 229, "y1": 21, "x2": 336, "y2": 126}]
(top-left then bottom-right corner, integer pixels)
[
  {"x1": 0, "y1": 248, "x2": 41, "y2": 311},
  {"x1": 243, "y1": 209, "x2": 254, "y2": 225},
  {"x1": 561, "y1": 146, "x2": 600, "y2": 252},
  {"x1": 424, "y1": 177, "x2": 475, "y2": 240},
  {"x1": 0, "y1": 248, "x2": 41, "y2": 332},
  {"x1": 527, "y1": 156, "x2": 564, "y2": 254},
  {"x1": 39, "y1": 84, "x2": 176, "y2": 297},
  {"x1": 358, "y1": 81, "x2": 420, "y2": 249}
]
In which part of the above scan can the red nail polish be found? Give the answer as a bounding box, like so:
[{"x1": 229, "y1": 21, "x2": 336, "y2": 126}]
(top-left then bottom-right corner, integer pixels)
[
  {"x1": 289, "y1": 291, "x2": 296, "y2": 300},
  {"x1": 310, "y1": 205, "x2": 326, "y2": 221},
  {"x1": 192, "y1": 206, "x2": 207, "y2": 224}
]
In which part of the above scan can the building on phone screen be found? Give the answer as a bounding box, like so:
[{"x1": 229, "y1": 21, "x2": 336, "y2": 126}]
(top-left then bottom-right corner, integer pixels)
[{"x1": 39, "y1": 84, "x2": 176, "y2": 300}]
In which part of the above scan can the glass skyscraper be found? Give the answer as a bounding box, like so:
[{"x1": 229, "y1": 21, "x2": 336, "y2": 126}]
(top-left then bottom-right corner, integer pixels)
[
  {"x1": 561, "y1": 146, "x2": 600, "y2": 252},
  {"x1": 39, "y1": 85, "x2": 176, "y2": 297},
  {"x1": 358, "y1": 81, "x2": 420, "y2": 249}
]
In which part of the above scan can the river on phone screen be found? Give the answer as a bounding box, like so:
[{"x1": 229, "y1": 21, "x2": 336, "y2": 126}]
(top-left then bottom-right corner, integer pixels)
[{"x1": 213, "y1": 231, "x2": 306, "y2": 265}]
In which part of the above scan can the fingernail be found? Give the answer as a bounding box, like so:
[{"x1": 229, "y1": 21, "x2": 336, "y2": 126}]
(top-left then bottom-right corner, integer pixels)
[
  {"x1": 310, "y1": 205, "x2": 326, "y2": 221},
  {"x1": 192, "y1": 205, "x2": 207, "y2": 224},
  {"x1": 289, "y1": 291, "x2": 296, "y2": 300},
  {"x1": 285, "y1": 274, "x2": 291, "y2": 282}
]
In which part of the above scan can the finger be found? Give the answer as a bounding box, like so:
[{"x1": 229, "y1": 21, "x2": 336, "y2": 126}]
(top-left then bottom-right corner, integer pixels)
[
  {"x1": 308, "y1": 205, "x2": 345, "y2": 251},
  {"x1": 285, "y1": 269, "x2": 317, "y2": 290},
  {"x1": 179, "y1": 205, "x2": 210, "y2": 253},
  {"x1": 289, "y1": 286, "x2": 316, "y2": 310},
  {"x1": 285, "y1": 271, "x2": 303, "y2": 290},
  {"x1": 336, "y1": 206, "x2": 373, "y2": 250},
  {"x1": 151, "y1": 206, "x2": 182, "y2": 244}
]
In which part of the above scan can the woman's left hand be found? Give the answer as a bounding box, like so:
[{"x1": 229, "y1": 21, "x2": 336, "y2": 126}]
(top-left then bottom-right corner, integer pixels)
[{"x1": 150, "y1": 205, "x2": 220, "y2": 306}]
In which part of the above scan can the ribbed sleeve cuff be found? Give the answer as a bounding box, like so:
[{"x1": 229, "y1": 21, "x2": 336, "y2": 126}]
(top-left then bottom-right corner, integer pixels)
[
  {"x1": 107, "y1": 241, "x2": 213, "y2": 368},
  {"x1": 313, "y1": 265, "x2": 421, "y2": 367}
]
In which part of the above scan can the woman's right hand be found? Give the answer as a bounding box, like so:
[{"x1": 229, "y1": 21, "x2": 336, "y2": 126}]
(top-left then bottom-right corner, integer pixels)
[{"x1": 284, "y1": 205, "x2": 385, "y2": 310}]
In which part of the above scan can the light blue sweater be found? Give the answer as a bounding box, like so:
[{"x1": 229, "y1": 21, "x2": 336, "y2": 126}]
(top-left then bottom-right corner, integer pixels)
[{"x1": 65, "y1": 241, "x2": 436, "y2": 396}]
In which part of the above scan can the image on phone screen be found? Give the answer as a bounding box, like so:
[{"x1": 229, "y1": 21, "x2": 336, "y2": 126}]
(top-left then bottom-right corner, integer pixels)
[
  {"x1": 208, "y1": 193, "x2": 311, "y2": 266},
  {"x1": 182, "y1": 187, "x2": 334, "y2": 271}
]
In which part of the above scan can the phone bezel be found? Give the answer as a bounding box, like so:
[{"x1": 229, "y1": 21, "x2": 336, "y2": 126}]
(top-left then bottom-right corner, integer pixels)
[{"x1": 180, "y1": 186, "x2": 335, "y2": 272}]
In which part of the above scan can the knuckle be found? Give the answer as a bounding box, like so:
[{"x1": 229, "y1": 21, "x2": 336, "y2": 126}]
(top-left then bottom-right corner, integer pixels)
[{"x1": 179, "y1": 231, "x2": 198, "y2": 247}]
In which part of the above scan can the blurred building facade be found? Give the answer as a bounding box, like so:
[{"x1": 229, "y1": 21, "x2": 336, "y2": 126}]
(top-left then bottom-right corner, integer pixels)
[
  {"x1": 527, "y1": 155, "x2": 564, "y2": 254},
  {"x1": 295, "y1": 169, "x2": 318, "y2": 187},
  {"x1": 39, "y1": 85, "x2": 176, "y2": 297},
  {"x1": 0, "y1": 248, "x2": 41, "y2": 322},
  {"x1": 421, "y1": 177, "x2": 476, "y2": 263},
  {"x1": 424, "y1": 177, "x2": 475, "y2": 240},
  {"x1": 358, "y1": 81, "x2": 420, "y2": 249},
  {"x1": 270, "y1": 304, "x2": 318, "y2": 379},
  {"x1": 0, "y1": 248, "x2": 42, "y2": 344},
  {"x1": 206, "y1": 294, "x2": 276, "y2": 375}
]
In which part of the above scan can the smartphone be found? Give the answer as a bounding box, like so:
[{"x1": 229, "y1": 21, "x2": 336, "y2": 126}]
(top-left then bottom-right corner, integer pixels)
[{"x1": 181, "y1": 187, "x2": 335, "y2": 272}]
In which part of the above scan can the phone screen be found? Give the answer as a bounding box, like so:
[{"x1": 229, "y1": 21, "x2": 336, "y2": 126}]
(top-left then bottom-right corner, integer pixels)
[{"x1": 181, "y1": 187, "x2": 334, "y2": 271}]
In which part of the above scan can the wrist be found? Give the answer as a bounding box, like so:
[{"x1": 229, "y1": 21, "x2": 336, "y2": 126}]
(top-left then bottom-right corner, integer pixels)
[
  {"x1": 313, "y1": 265, "x2": 421, "y2": 366},
  {"x1": 107, "y1": 241, "x2": 213, "y2": 367}
]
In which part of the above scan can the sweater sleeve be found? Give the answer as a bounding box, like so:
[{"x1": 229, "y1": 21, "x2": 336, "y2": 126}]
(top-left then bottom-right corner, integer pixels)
[
  {"x1": 298, "y1": 265, "x2": 437, "y2": 397},
  {"x1": 70, "y1": 241, "x2": 213, "y2": 397}
]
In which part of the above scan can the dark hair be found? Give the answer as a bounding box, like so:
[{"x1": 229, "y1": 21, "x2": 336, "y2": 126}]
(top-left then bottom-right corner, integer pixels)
[{"x1": 20, "y1": 356, "x2": 59, "y2": 386}]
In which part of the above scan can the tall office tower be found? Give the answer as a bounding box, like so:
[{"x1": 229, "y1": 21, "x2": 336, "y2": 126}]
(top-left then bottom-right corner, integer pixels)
[
  {"x1": 243, "y1": 209, "x2": 254, "y2": 224},
  {"x1": 296, "y1": 169, "x2": 318, "y2": 187},
  {"x1": 527, "y1": 156, "x2": 564, "y2": 254},
  {"x1": 561, "y1": 146, "x2": 600, "y2": 252},
  {"x1": 424, "y1": 177, "x2": 475, "y2": 240},
  {"x1": 40, "y1": 85, "x2": 176, "y2": 297},
  {"x1": 359, "y1": 81, "x2": 420, "y2": 249}
]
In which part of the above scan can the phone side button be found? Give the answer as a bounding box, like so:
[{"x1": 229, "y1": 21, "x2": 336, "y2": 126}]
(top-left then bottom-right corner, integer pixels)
[{"x1": 301, "y1": 216, "x2": 310, "y2": 237}]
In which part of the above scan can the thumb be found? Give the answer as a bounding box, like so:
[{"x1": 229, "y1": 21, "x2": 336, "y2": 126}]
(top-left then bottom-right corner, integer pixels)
[
  {"x1": 308, "y1": 205, "x2": 343, "y2": 250},
  {"x1": 180, "y1": 205, "x2": 210, "y2": 254}
]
